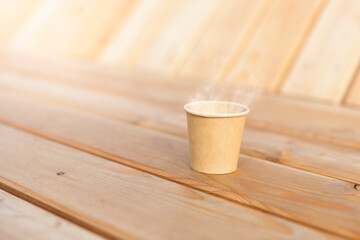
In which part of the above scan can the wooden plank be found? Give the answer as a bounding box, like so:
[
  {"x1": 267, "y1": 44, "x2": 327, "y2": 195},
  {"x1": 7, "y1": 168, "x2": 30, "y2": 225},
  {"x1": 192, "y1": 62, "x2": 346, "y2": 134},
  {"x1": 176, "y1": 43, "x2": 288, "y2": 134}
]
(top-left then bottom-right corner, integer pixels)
[
  {"x1": 345, "y1": 66, "x2": 360, "y2": 106},
  {"x1": 0, "y1": 125, "x2": 336, "y2": 240},
  {"x1": 173, "y1": 0, "x2": 271, "y2": 81},
  {"x1": 0, "y1": 0, "x2": 42, "y2": 47},
  {"x1": 0, "y1": 190, "x2": 103, "y2": 240},
  {"x1": 248, "y1": 96, "x2": 360, "y2": 148},
  {"x1": 1, "y1": 70, "x2": 360, "y2": 185},
  {"x1": 0, "y1": 53, "x2": 360, "y2": 148},
  {"x1": 10, "y1": 0, "x2": 136, "y2": 59},
  {"x1": 0, "y1": 90, "x2": 358, "y2": 239},
  {"x1": 0, "y1": 51, "x2": 195, "y2": 107},
  {"x1": 222, "y1": 0, "x2": 325, "y2": 91},
  {"x1": 0, "y1": 72, "x2": 183, "y2": 135},
  {"x1": 281, "y1": 0, "x2": 360, "y2": 104},
  {"x1": 99, "y1": 0, "x2": 180, "y2": 66},
  {"x1": 136, "y1": 0, "x2": 219, "y2": 74}
]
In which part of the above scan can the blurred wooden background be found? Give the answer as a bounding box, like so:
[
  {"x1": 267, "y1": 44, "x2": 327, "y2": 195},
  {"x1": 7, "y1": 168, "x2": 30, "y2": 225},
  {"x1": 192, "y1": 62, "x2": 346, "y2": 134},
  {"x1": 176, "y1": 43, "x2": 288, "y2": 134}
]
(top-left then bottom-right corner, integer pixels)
[{"x1": 1, "y1": 0, "x2": 360, "y2": 106}]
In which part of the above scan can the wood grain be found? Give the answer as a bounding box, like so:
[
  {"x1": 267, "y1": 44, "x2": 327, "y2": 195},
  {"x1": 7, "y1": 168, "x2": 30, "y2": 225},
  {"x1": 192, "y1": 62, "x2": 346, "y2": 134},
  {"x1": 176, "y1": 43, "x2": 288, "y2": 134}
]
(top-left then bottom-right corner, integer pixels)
[
  {"x1": 0, "y1": 124, "x2": 337, "y2": 240},
  {"x1": 0, "y1": 0, "x2": 42, "y2": 47},
  {"x1": 248, "y1": 96, "x2": 360, "y2": 148},
  {"x1": 99, "y1": 0, "x2": 166, "y2": 65},
  {"x1": 1, "y1": 70, "x2": 360, "y2": 185},
  {"x1": 10, "y1": 0, "x2": 136, "y2": 59},
  {"x1": 0, "y1": 53, "x2": 359, "y2": 148},
  {"x1": 281, "y1": 0, "x2": 360, "y2": 104},
  {"x1": 345, "y1": 66, "x2": 360, "y2": 106},
  {"x1": 0, "y1": 90, "x2": 358, "y2": 239},
  {"x1": 0, "y1": 190, "x2": 103, "y2": 240},
  {"x1": 99, "y1": 0, "x2": 180, "y2": 67},
  {"x1": 136, "y1": 0, "x2": 219, "y2": 74},
  {"x1": 174, "y1": 0, "x2": 271, "y2": 81},
  {"x1": 222, "y1": 0, "x2": 325, "y2": 91}
]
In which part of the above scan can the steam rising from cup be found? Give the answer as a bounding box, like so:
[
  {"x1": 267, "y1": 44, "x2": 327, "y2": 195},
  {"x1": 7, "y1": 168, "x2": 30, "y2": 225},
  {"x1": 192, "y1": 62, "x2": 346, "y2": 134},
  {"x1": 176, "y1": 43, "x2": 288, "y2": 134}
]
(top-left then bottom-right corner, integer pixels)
[{"x1": 189, "y1": 72, "x2": 262, "y2": 113}]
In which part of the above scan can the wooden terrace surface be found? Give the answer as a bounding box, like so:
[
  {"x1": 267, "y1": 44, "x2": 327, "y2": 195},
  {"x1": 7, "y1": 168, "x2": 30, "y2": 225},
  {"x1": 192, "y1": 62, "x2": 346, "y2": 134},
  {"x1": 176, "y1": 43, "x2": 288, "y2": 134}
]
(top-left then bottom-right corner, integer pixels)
[
  {"x1": 1, "y1": 0, "x2": 360, "y2": 239},
  {"x1": 0, "y1": 53, "x2": 359, "y2": 239}
]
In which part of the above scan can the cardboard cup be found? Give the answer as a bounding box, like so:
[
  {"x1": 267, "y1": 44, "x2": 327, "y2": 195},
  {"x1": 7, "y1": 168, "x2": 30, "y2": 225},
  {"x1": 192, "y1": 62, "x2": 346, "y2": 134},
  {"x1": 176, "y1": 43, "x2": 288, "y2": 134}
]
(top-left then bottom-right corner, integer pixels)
[{"x1": 184, "y1": 101, "x2": 249, "y2": 174}]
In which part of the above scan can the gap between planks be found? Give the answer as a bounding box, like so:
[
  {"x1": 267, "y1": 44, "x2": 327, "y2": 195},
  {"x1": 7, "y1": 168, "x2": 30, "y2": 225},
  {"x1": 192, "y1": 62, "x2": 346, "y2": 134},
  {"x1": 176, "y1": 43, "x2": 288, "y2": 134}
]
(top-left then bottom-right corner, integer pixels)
[
  {"x1": 0, "y1": 89, "x2": 358, "y2": 239},
  {"x1": 0, "y1": 123, "x2": 342, "y2": 240},
  {"x1": 0, "y1": 65, "x2": 360, "y2": 186},
  {"x1": 1, "y1": 52, "x2": 359, "y2": 149},
  {"x1": 0, "y1": 189, "x2": 104, "y2": 240}
]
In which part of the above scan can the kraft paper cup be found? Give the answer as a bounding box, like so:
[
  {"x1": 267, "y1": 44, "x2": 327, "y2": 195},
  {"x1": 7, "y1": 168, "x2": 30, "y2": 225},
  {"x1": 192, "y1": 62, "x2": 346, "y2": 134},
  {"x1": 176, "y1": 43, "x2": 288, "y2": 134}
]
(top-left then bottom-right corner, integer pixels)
[{"x1": 184, "y1": 101, "x2": 249, "y2": 174}]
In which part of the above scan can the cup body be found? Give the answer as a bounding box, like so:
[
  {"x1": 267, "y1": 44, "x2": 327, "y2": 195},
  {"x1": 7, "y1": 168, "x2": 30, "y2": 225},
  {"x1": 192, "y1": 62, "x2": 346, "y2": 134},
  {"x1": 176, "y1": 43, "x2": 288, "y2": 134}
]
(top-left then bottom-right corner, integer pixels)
[{"x1": 184, "y1": 101, "x2": 249, "y2": 174}]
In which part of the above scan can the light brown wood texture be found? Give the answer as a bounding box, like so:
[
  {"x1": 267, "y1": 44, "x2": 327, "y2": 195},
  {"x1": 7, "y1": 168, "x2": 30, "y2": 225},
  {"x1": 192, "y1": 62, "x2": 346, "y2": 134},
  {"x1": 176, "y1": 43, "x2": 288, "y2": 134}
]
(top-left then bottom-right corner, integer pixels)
[
  {"x1": 0, "y1": 0, "x2": 42, "y2": 47},
  {"x1": 100, "y1": 0, "x2": 179, "y2": 66},
  {"x1": 1, "y1": 68, "x2": 360, "y2": 186},
  {"x1": 0, "y1": 2, "x2": 359, "y2": 239},
  {"x1": 281, "y1": 0, "x2": 360, "y2": 104},
  {"x1": 0, "y1": 190, "x2": 103, "y2": 240},
  {"x1": 222, "y1": 0, "x2": 325, "y2": 91},
  {"x1": 173, "y1": 0, "x2": 271, "y2": 81},
  {"x1": 0, "y1": 124, "x2": 338, "y2": 240},
  {"x1": 345, "y1": 67, "x2": 360, "y2": 106},
  {"x1": 1, "y1": 53, "x2": 359, "y2": 148},
  {"x1": 0, "y1": 90, "x2": 359, "y2": 239},
  {"x1": 10, "y1": 0, "x2": 136, "y2": 59},
  {"x1": 0, "y1": 1, "x2": 358, "y2": 106},
  {"x1": 136, "y1": 0, "x2": 219, "y2": 74},
  {"x1": 249, "y1": 96, "x2": 360, "y2": 148}
]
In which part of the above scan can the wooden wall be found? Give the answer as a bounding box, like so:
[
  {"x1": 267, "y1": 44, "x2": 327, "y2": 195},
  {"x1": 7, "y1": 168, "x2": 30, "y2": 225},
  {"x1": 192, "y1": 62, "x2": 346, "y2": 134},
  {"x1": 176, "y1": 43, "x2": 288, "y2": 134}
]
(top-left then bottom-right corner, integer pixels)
[{"x1": 0, "y1": 0, "x2": 360, "y2": 106}]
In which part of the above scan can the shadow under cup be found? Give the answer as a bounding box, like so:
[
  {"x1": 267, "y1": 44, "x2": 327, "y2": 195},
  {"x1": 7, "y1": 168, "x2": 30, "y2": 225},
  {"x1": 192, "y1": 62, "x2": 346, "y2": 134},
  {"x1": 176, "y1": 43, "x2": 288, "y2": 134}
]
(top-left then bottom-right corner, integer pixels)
[{"x1": 184, "y1": 101, "x2": 249, "y2": 174}]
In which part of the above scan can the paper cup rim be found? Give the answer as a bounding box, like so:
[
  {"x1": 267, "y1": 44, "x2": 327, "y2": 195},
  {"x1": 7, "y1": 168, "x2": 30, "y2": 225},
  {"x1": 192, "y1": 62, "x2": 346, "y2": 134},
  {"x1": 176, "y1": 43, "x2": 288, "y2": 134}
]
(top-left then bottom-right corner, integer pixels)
[{"x1": 184, "y1": 100, "x2": 250, "y2": 118}]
